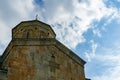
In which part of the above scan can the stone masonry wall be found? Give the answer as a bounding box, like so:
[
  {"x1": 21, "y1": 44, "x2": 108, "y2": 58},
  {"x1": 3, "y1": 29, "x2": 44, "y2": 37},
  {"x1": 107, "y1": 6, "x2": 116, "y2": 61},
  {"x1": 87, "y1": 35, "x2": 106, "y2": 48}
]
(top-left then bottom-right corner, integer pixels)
[{"x1": 3, "y1": 44, "x2": 85, "y2": 80}]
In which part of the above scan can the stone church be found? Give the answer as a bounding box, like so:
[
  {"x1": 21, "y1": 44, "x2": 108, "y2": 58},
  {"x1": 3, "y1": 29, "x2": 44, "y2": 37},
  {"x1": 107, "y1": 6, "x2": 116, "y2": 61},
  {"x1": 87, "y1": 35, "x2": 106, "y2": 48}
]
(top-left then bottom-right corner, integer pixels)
[{"x1": 0, "y1": 20, "x2": 88, "y2": 80}]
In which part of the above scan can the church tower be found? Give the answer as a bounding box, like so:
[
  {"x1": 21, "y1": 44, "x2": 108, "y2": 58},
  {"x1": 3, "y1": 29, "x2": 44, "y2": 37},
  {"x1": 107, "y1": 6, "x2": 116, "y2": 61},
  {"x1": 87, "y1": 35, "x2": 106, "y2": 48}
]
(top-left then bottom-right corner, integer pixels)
[
  {"x1": 12, "y1": 20, "x2": 56, "y2": 39},
  {"x1": 0, "y1": 20, "x2": 86, "y2": 80}
]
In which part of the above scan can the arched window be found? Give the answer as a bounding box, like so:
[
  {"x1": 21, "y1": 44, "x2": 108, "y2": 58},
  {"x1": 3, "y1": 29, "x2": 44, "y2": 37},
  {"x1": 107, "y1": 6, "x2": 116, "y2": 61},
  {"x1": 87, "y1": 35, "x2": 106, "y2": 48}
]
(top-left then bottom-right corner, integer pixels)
[
  {"x1": 26, "y1": 32, "x2": 29, "y2": 38},
  {"x1": 51, "y1": 55, "x2": 55, "y2": 62},
  {"x1": 50, "y1": 55, "x2": 55, "y2": 72}
]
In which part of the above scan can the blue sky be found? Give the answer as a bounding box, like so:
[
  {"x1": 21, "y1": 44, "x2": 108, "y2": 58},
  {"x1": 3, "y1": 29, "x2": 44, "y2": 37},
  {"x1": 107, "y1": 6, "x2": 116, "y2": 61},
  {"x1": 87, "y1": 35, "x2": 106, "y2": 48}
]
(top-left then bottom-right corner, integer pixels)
[{"x1": 0, "y1": 0, "x2": 120, "y2": 80}]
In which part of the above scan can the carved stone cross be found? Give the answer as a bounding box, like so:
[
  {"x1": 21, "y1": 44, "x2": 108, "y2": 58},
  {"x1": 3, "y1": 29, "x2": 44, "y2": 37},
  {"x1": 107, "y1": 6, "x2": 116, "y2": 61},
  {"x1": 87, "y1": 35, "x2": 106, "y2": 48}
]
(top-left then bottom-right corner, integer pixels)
[
  {"x1": 49, "y1": 55, "x2": 59, "y2": 73},
  {"x1": 36, "y1": 14, "x2": 38, "y2": 20}
]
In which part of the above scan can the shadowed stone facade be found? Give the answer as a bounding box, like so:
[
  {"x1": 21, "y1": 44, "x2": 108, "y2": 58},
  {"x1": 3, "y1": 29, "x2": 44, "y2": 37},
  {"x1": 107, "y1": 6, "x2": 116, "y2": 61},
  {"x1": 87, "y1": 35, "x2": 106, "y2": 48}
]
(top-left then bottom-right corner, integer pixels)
[{"x1": 0, "y1": 20, "x2": 87, "y2": 80}]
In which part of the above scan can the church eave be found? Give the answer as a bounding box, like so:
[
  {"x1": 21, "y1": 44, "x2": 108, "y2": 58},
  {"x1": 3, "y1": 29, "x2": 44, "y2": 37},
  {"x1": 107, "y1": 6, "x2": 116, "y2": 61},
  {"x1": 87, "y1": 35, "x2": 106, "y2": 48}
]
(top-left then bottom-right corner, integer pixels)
[
  {"x1": 55, "y1": 40, "x2": 86, "y2": 66},
  {"x1": 0, "y1": 40, "x2": 13, "y2": 65}
]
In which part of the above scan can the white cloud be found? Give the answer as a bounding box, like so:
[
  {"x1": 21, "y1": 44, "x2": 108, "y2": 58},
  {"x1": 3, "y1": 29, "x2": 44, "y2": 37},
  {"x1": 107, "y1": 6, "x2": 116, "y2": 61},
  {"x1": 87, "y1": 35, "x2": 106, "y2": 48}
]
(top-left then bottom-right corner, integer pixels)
[
  {"x1": 102, "y1": 10, "x2": 120, "y2": 30},
  {"x1": 92, "y1": 43, "x2": 120, "y2": 80},
  {"x1": 10, "y1": 0, "x2": 34, "y2": 17},
  {"x1": 118, "y1": 0, "x2": 120, "y2": 2},
  {"x1": 93, "y1": 55, "x2": 120, "y2": 80},
  {"x1": 93, "y1": 28, "x2": 102, "y2": 37},
  {"x1": 0, "y1": 0, "x2": 35, "y2": 55},
  {"x1": 0, "y1": 0, "x2": 119, "y2": 51},
  {"x1": 84, "y1": 40, "x2": 98, "y2": 62},
  {"x1": 34, "y1": 0, "x2": 119, "y2": 49},
  {"x1": 0, "y1": 20, "x2": 11, "y2": 55}
]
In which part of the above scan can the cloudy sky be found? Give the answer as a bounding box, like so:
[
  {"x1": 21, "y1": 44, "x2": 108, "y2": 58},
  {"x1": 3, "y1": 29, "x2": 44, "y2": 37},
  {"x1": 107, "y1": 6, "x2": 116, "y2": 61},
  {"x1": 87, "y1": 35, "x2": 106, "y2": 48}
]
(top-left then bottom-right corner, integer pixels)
[{"x1": 0, "y1": 0, "x2": 120, "y2": 80}]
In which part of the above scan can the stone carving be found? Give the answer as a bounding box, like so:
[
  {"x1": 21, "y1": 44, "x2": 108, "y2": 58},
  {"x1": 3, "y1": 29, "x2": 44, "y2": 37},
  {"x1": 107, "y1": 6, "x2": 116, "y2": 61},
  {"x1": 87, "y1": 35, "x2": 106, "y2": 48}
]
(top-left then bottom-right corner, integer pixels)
[{"x1": 49, "y1": 55, "x2": 59, "y2": 73}]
